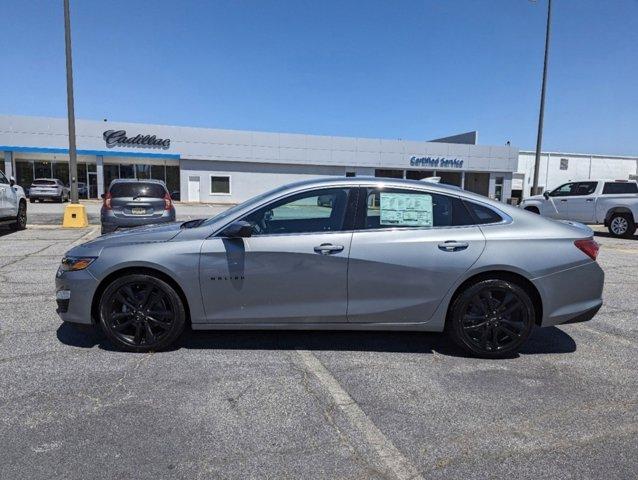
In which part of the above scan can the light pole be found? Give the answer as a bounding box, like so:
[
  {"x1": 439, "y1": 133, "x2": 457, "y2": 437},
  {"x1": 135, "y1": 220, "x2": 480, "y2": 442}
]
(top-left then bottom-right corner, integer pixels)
[
  {"x1": 63, "y1": 0, "x2": 78, "y2": 204},
  {"x1": 532, "y1": 0, "x2": 552, "y2": 196}
]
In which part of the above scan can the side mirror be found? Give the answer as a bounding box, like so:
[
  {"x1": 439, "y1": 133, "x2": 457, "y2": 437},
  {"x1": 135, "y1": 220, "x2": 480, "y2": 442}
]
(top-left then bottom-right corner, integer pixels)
[
  {"x1": 100, "y1": 193, "x2": 105, "y2": 199},
  {"x1": 543, "y1": 191, "x2": 550, "y2": 200},
  {"x1": 223, "y1": 221, "x2": 253, "y2": 238},
  {"x1": 10, "y1": 176, "x2": 15, "y2": 187}
]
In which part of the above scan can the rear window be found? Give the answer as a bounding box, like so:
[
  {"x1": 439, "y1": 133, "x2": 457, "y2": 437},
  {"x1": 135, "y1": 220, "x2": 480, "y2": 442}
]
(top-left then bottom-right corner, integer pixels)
[
  {"x1": 464, "y1": 201, "x2": 503, "y2": 224},
  {"x1": 109, "y1": 182, "x2": 166, "y2": 198},
  {"x1": 32, "y1": 180, "x2": 56, "y2": 186},
  {"x1": 602, "y1": 182, "x2": 638, "y2": 195}
]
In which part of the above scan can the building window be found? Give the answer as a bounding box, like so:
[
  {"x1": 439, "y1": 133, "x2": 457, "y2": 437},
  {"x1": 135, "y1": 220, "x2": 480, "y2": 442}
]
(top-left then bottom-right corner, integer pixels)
[
  {"x1": 375, "y1": 169, "x2": 404, "y2": 179},
  {"x1": 210, "y1": 175, "x2": 231, "y2": 194},
  {"x1": 345, "y1": 171, "x2": 356, "y2": 177},
  {"x1": 494, "y1": 176, "x2": 504, "y2": 202},
  {"x1": 560, "y1": 158, "x2": 569, "y2": 170}
]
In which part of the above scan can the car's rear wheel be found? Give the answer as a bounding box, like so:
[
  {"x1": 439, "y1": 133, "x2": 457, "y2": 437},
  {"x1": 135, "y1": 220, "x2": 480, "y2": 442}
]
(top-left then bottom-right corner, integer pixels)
[
  {"x1": 446, "y1": 279, "x2": 535, "y2": 358},
  {"x1": 98, "y1": 274, "x2": 186, "y2": 352},
  {"x1": 29, "y1": 198, "x2": 35, "y2": 204},
  {"x1": 608, "y1": 213, "x2": 636, "y2": 238}
]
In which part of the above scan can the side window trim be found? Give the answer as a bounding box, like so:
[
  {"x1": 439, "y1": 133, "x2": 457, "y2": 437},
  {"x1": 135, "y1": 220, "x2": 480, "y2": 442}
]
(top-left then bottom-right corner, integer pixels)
[
  {"x1": 216, "y1": 186, "x2": 357, "y2": 238},
  {"x1": 352, "y1": 186, "x2": 487, "y2": 232}
]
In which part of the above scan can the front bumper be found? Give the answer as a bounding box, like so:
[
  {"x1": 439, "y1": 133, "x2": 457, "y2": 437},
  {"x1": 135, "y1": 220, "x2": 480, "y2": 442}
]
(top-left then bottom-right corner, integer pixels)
[
  {"x1": 533, "y1": 260, "x2": 604, "y2": 327},
  {"x1": 55, "y1": 268, "x2": 100, "y2": 325}
]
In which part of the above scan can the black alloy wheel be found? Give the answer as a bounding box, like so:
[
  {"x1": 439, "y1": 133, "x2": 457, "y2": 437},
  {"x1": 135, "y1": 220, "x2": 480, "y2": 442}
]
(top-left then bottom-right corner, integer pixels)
[
  {"x1": 447, "y1": 279, "x2": 535, "y2": 358},
  {"x1": 99, "y1": 274, "x2": 186, "y2": 352},
  {"x1": 11, "y1": 202, "x2": 27, "y2": 230}
]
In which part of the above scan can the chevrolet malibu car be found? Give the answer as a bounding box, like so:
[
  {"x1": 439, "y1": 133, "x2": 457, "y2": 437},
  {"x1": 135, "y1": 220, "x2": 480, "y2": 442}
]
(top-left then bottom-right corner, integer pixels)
[
  {"x1": 56, "y1": 177, "x2": 604, "y2": 357},
  {"x1": 100, "y1": 179, "x2": 176, "y2": 234}
]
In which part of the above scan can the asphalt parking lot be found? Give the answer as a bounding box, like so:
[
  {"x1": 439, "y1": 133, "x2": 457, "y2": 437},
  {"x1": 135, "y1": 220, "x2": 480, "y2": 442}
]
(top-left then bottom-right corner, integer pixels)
[{"x1": 0, "y1": 225, "x2": 636, "y2": 479}]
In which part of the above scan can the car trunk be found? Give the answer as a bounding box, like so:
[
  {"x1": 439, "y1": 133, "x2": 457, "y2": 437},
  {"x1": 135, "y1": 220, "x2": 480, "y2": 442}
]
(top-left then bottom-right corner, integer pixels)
[{"x1": 109, "y1": 183, "x2": 168, "y2": 219}]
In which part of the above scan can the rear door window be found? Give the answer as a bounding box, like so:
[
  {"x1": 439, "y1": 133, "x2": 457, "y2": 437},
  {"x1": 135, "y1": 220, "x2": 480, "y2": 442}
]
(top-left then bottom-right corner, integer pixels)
[
  {"x1": 109, "y1": 182, "x2": 166, "y2": 198},
  {"x1": 574, "y1": 182, "x2": 598, "y2": 195},
  {"x1": 360, "y1": 188, "x2": 474, "y2": 229},
  {"x1": 602, "y1": 182, "x2": 638, "y2": 194}
]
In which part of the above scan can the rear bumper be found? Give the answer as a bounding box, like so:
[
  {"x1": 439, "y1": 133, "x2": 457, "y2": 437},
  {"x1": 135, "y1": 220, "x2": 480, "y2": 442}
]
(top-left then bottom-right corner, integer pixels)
[
  {"x1": 533, "y1": 261, "x2": 604, "y2": 327},
  {"x1": 30, "y1": 191, "x2": 61, "y2": 198},
  {"x1": 101, "y1": 210, "x2": 175, "y2": 233}
]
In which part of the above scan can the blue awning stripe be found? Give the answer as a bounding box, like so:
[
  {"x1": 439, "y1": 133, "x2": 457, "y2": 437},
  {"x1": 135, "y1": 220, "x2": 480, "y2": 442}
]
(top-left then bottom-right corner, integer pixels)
[{"x1": 1, "y1": 145, "x2": 180, "y2": 159}]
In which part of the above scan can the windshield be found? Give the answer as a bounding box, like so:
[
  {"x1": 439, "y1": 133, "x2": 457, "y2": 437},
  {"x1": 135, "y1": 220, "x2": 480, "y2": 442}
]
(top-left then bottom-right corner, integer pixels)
[
  {"x1": 200, "y1": 184, "x2": 290, "y2": 227},
  {"x1": 109, "y1": 182, "x2": 166, "y2": 198}
]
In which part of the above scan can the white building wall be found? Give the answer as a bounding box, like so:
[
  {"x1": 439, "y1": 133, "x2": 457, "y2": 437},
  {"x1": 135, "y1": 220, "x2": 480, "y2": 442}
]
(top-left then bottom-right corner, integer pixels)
[
  {"x1": 180, "y1": 160, "x2": 348, "y2": 204},
  {"x1": 517, "y1": 151, "x2": 638, "y2": 198}
]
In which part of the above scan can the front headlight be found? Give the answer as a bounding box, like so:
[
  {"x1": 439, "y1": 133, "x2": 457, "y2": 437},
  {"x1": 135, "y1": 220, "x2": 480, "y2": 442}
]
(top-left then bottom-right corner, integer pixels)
[{"x1": 58, "y1": 256, "x2": 97, "y2": 273}]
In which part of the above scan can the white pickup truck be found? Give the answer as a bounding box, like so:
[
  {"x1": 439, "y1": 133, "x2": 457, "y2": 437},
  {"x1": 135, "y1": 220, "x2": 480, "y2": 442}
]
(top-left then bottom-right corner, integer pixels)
[
  {"x1": 0, "y1": 171, "x2": 27, "y2": 231},
  {"x1": 520, "y1": 179, "x2": 638, "y2": 238}
]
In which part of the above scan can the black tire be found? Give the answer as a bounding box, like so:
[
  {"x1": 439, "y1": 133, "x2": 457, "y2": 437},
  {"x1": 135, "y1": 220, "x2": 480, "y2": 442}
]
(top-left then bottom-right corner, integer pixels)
[
  {"x1": 524, "y1": 206, "x2": 540, "y2": 214},
  {"x1": 10, "y1": 201, "x2": 27, "y2": 231},
  {"x1": 56, "y1": 195, "x2": 62, "y2": 203},
  {"x1": 29, "y1": 198, "x2": 35, "y2": 204},
  {"x1": 607, "y1": 213, "x2": 636, "y2": 238},
  {"x1": 446, "y1": 278, "x2": 535, "y2": 358},
  {"x1": 98, "y1": 274, "x2": 186, "y2": 352}
]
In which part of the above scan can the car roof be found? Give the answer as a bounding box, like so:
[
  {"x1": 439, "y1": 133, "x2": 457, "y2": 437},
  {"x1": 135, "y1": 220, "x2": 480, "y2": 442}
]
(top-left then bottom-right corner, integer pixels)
[{"x1": 108, "y1": 178, "x2": 166, "y2": 186}]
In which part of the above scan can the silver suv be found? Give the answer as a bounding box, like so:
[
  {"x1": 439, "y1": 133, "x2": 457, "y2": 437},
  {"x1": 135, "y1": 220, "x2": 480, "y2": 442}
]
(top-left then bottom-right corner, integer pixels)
[
  {"x1": 100, "y1": 179, "x2": 176, "y2": 234},
  {"x1": 29, "y1": 178, "x2": 70, "y2": 203}
]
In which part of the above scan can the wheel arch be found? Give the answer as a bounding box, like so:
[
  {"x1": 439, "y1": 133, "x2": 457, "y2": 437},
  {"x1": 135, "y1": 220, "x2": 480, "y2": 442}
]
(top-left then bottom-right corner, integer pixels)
[
  {"x1": 90, "y1": 266, "x2": 191, "y2": 326},
  {"x1": 446, "y1": 270, "x2": 543, "y2": 326},
  {"x1": 524, "y1": 206, "x2": 540, "y2": 214},
  {"x1": 605, "y1": 206, "x2": 634, "y2": 224}
]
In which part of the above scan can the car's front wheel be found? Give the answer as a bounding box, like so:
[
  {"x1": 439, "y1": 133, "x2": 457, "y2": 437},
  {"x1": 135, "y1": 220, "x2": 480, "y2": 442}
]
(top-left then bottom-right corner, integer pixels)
[
  {"x1": 608, "y1": 213, "x2": 636, "y2": 238},
  {"x1": 98, "y1": 274, "x2": 186, "y2": 352},
  {"x1": 446, "y1": 278, "x2": 535, "y2": 358},
  {"x1": 10, "y1": 201, "x2": 27, "y2": 231}
]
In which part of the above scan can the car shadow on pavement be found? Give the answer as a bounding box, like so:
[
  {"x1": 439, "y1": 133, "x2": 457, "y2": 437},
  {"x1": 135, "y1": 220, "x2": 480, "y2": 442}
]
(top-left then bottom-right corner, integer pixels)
[
  {"x1": 593, "y1": 231, "x2": 637, "y2": 240},
  {"x1": 56, "y1": 323, "x2": 576, "y2": 358}
]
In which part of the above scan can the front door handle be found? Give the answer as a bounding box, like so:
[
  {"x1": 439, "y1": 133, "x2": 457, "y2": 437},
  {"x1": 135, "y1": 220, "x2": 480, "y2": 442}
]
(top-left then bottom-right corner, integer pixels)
[
  {"x1": 560, "y1": 199, "x2": 568, "y2": 202},
  {"x1": 438, "y1": 241, "x2": 469, "y2": 252},
  {"x1": 586, "y1": 198, "x2": 594, "y2": 202},
  {"x1": 314, "y1": 243, "x2": 344, "y2": 255}
]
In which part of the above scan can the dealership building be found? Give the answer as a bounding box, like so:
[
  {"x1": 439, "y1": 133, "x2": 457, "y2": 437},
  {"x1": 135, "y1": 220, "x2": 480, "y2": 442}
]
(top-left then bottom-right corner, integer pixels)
[{"x1": 1, "y1": 115, "x2": 636, "y2": 203}]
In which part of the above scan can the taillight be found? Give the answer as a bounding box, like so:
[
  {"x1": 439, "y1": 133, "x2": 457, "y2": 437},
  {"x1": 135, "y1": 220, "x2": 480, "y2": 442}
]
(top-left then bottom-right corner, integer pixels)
[
  {"x1": 103, "y1": 191, "x2": 112, "y2": 210},
  {"x1": 574, "y1": 238, "x2": 599, "y2": 261},
  {"x1": 163, "y1": 192, "x2": 172, "y2": 210}
]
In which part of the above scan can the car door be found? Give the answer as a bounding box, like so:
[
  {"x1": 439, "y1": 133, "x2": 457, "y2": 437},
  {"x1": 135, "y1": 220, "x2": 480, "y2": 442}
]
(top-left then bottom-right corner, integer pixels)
[
  {"x1": 0, "y1": 171, "x2": 12, "y2": 218},
  {"x1": 347, "y1": 186, "x2": 486, "y2": 324},
  {"x1": 199, "y1": 186, "x2": 357, "y2": 324},
  {"x1": 565, "y1": 181, "x2": 597, "y2": 223},
  {"x1": 545, "y1": 182, "x2": 577, "y2": 219}
]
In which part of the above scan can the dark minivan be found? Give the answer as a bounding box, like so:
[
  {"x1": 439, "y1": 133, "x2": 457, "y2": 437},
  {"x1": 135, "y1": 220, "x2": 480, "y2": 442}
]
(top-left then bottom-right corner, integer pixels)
[{"x1": 101, "y1": 179, "x2": 176, "y2": 234}]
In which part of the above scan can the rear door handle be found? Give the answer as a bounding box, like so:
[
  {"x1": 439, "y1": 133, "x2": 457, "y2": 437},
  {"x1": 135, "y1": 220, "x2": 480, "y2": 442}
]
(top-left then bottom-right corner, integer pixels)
[
  {"x1": 314, "y1": 243, "x2": 344, "y2": 255},
  {"x1": 438, "y1": 241, "x2": 469, "y2": 252},
  {"x1": 560, "y1": 199, "x2": 568, "y2": 202},
  {"x1": 586, "y1": 198, "x2": 594, "y2": 202}
]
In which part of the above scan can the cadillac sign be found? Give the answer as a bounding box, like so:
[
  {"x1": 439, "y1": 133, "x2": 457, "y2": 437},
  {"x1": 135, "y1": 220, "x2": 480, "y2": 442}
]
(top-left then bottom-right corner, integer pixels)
[
  {"x1": 103, "y1": 130, "x2": 171, "y2": 149},
  {"x1": 410, "y1": 156, "x2": 464, "y2": 169}
]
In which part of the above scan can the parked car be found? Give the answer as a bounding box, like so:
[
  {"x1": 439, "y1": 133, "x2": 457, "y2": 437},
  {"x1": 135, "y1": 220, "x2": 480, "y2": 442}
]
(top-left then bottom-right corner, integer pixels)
[
  {"x1": 56, "y1": 177, "x2": 604, "y2": 357},
  {"x1": 520, "y1": 179, "x2": 638, "y2": 237},
  {"x1": 0, "y1": 171, "x2": 27, "y2": 230},
  {"x1": 77, "y1": 182, "x2": 88, "y2": 198},
  {"x1": 100, "y1": 179, "x2": 176, "y2": 234},
  {"x1": 29, "y1": 178, "x2": 70, "y2": 203}
]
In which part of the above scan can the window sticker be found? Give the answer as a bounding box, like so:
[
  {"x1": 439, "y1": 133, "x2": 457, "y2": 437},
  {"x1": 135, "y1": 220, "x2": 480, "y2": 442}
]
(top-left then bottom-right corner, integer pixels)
[{"x1": 379, "y1": 192, "x2": 433, "y2": 227}]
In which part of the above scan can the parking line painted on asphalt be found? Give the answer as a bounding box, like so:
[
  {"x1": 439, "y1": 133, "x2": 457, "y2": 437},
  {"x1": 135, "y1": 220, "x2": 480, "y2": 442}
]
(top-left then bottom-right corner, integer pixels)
[
  {"x1": 68, "y1": 226, "x2": 100, "y2": 247},
  {"x1": 296, "y1": 350, "x2": 425, "y2": 480}
]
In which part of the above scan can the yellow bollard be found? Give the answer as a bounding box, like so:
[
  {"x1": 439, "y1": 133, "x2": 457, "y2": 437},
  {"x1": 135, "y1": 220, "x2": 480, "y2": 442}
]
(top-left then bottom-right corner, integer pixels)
[{"x1": 62, "y1": 203, "x2": 89, "y2": 228}]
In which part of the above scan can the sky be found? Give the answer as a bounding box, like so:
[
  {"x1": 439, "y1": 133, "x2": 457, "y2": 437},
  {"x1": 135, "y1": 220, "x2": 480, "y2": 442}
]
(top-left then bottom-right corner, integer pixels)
[{"x1": 1, "y1": 0, "x2": 637, "y2": 155}]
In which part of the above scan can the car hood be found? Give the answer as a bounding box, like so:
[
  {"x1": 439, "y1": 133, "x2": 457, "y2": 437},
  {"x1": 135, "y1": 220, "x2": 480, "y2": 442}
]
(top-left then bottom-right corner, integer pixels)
[
  {"x1": 67, "y1": 222, "x2": 184, "y2": 257},
  {"x1": 523, "y1": 195, "x2": 546, "y2": 202}
]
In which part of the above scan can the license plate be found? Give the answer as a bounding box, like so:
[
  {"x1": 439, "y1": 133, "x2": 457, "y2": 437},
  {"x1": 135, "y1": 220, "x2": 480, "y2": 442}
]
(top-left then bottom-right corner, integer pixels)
[{"x1": 131, "y1": 208, "x2": 147, "y2": 215}]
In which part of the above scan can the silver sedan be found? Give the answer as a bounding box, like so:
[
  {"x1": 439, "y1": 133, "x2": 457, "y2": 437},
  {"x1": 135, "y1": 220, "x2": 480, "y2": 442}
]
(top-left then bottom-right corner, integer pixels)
[{"x1": 55, "y1": 177, "x2": 604, "y2": 358}]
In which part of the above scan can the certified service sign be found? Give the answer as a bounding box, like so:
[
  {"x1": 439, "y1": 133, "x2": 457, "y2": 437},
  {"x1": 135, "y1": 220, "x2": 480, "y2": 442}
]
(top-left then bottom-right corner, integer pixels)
[{"x1": 103, "y1": 130, "x2": 171, "y2": 149}]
